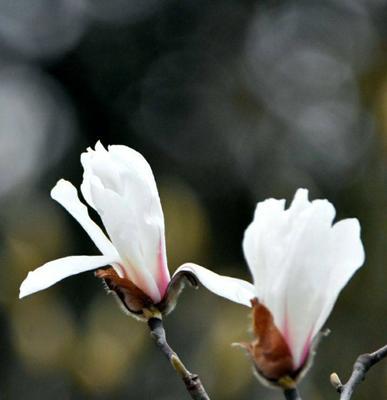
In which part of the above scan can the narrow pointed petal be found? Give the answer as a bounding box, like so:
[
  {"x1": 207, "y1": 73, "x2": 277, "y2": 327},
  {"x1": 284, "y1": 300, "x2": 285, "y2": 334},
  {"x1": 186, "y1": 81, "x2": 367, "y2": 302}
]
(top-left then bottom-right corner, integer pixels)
[
  {"x1": 51, "y1": 179, "x2": 119, "y2": 258},
  {"x1": 19, "y1": 255, "x2": 118, "y2": 298},
  {"x1": 174, "y1": 263, "x2": 255, "y2": 307}
]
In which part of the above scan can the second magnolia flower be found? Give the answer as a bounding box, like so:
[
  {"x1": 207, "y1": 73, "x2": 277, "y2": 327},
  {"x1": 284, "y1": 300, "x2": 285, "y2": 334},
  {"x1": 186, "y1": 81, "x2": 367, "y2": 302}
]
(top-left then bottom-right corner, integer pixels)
[{"x1": 182, "y1": 188, "x2": 365, "y2": 387}]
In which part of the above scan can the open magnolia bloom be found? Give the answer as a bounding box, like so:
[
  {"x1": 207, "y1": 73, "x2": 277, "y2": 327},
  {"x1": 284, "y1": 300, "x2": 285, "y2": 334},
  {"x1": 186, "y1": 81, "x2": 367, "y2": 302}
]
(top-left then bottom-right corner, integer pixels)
[
  {"x1": 19, "y1": 142, "x2": 252, "y2": 320},
  {"x1": 176, "y1": 189, "x2": 365, "y2": 388}
]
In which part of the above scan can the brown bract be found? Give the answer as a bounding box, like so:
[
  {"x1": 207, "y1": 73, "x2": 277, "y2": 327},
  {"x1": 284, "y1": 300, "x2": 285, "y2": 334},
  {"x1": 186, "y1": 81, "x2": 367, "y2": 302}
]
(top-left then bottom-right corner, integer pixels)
[
  {"x1": 95, "y1": 268, "x2": 155, "y2": 318},
  {"x1": 243, "y1": 298, "x2": 295, "y2": 385},
  {"x1": 95, "y1": 267, "x2": 199, "y2": 320}
]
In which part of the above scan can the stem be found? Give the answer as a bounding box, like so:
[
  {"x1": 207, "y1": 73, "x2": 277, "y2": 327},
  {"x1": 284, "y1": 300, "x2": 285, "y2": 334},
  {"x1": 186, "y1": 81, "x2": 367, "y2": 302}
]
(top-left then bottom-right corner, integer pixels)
[
  {"x1": 283, "y1": 388, "x2": 302, "y2": 400},
  {"x1": 147, "y1": 317, "x2": 210, "y2": 400},
  {"x1": 331, "y1": 344, "x2": 387, "y2": 400}
]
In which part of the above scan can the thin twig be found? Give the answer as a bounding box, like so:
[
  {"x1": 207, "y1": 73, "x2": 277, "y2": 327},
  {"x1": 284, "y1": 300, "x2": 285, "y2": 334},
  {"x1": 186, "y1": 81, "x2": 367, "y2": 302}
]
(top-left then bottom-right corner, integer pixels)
[
  {"x1": 147, "y1": 317, "x2": 210, "y2": 400},
  {"x1": 283, "y1": 387, "x2": 302, "y2": 400},
  {"x1": 330, "y1": 344, "x2": 387, "y2": 400}
]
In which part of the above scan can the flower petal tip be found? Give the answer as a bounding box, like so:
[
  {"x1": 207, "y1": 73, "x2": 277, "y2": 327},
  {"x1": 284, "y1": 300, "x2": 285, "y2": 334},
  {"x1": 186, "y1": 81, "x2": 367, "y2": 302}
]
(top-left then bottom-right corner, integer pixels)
[
  {"x1": 294, "y1": 187, "x2": 309, "y2": 197},
  {"x1": 19, "y1": 272, "x2": 36, "y2": 299},
  {"x1": 95, "y1": 140, "x2": 106, "y2": 152},
  {"x1": 50, "y1": 179, "x2": 75, "y2": 200}
]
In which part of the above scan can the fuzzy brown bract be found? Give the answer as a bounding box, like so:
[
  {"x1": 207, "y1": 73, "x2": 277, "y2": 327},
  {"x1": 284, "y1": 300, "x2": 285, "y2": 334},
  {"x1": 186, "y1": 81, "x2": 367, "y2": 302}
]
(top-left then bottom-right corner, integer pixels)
[{"x1": 240, "y1": 298, "x2": 296, "y2": 387}]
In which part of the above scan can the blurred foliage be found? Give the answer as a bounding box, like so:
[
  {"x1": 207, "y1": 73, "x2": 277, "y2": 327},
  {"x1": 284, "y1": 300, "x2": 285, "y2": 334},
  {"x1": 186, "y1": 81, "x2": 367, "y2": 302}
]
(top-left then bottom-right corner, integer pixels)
[{"x1": 0, "y1": 0, "x2": 386, "y2": 399}]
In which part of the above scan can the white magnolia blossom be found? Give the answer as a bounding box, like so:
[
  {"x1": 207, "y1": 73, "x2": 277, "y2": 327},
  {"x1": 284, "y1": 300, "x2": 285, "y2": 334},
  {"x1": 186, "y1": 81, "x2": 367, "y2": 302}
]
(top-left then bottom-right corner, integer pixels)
[
  {"x1": 244, "y1": 189, "x2": 364, "y2": 369},
  {"x1": 20, "y1": 141, "x2": 169, "y2": 303},
  {"x1": 19, "y1": 142, "x2": 251, "y2": 310},
  {"x1": 178, "y1": 189, "x2": 365, "y2": 373}
]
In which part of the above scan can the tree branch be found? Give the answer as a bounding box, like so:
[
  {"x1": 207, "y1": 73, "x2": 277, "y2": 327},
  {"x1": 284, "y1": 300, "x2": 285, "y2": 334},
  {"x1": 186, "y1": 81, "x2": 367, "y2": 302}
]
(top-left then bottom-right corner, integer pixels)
[
  {"x1": 147, "y1": 317, "x2": 210, "y2": 400},
  {"x1": 330, "y1": 344, "x2": 387, "y2": 400},
  {"x1": 283, "y1": 387, "x2": 302, "y2": 400}
]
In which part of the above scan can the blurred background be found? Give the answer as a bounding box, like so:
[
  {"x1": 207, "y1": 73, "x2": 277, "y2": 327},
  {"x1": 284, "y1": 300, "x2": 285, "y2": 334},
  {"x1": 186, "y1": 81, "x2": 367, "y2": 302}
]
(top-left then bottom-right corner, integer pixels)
[{"x1": 0, "y1": 0, "x2": 386, "y2": 399}]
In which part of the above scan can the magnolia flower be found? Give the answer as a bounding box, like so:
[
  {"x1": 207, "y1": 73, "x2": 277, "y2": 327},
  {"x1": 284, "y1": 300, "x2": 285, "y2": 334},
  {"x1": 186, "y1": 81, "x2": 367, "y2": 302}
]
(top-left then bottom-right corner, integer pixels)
[
  {"x1": 177, "y1": 189, "x2": 365, "y2": 387},
  {"x1": 20, "y1": 142, "x2": 252, "y2": 319}
]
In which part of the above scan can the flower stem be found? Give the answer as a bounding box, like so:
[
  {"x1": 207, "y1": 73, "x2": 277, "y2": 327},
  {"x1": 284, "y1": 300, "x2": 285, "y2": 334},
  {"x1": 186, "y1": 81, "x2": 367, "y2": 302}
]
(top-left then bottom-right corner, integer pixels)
[
  {"x1": 147, "y1": 317, "x2": 210, "y2": 400},
  {"x1": 283, "y1": 388, "x2": 302, "y2": 400}
]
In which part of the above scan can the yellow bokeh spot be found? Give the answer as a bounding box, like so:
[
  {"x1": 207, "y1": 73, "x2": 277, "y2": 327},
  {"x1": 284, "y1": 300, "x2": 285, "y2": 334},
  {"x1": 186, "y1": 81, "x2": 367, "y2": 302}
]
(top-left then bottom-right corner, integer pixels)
[
  {"x1": 70, "y1": 293, "x2": 147, "y2": 394},
  {"x1": 194, "y1": 285, "x2": 253, "y2": 399},
  {"x1": 11, "y1": 292, "x2": 76, "y2": 371},
  {"x1": 1, "y1": 197, "x2": 71, "y2": 306},
  {"x1": 159, "y1": 177, "x2": 211, "y2": 268}
]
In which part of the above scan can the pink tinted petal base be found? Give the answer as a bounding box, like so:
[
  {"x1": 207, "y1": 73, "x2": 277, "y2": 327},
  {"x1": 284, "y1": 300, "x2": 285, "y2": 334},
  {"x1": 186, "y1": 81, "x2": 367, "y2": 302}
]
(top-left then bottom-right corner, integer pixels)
[
  {"x1": 281, "y1": 309, "x2": 314, "y2": 370},
  {"x1": 156, "y1": 239, "x2": 170, "y2": 299},
  {"x1": 134, "y1": 267, "x2": 160, "y2": 303},
  {"x1": 282, "y1": 311, "x2": 291, "y2": 348},
  {"x1": 298, "y1": 330, "x2": 314, "y2": 369},
  {"x1": 118, "y1": 260, "x2": 161, "y2": 303}
]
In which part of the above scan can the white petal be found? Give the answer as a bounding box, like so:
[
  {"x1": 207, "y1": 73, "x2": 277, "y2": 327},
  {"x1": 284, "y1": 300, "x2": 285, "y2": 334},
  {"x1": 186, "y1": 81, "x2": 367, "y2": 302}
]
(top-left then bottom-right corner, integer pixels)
[
  {"x1": 174, "y1": 263, "x2": 256, "y2": 307},
  {"x1": 277, "y1": 198, "x2": 356, "y2": 367},
  {"x1": 243, "y1": 197, "x2": 286, "y2": 298},
  {"x1": 79, "y1": 143, "x2": 170, "y2": 303},
  {"x1": 107, "y1": 144, "x2": 161, "y2": 198},
  {"x1": 312, "y1": 218, "x2": 365, "y2": 336},
  {"x1": 51, "y1": 179, "x2": 119, "y2": 258},
  {"x1": 89, "y1": 183, "x2": 163, "y2": 302},
  {"x1": 19, "y1": 255, "x2": 118, "y2": 298}
]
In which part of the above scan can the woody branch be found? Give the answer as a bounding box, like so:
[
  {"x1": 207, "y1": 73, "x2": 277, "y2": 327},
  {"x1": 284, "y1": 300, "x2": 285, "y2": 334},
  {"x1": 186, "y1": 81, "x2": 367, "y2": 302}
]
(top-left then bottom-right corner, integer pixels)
[
  {"x1": 147, "y1": 317, "x2": 210, "y2": 400},
  {"x1": 283, "y1": 388, "x2": 302, "y2": 400},
  {"x1": 330, "y1": 344, "x2": 387, "y2": 400}
]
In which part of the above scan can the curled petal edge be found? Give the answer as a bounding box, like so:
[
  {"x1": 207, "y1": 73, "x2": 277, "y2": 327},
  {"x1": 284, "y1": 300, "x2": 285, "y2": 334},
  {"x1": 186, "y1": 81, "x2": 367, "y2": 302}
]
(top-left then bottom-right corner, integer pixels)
[
  {"x1": 157, "y1": 267, "x2": 199, "y2": 316},
  {"x1": 172, "y1": 263, "x2": 255, "y2": 307}
]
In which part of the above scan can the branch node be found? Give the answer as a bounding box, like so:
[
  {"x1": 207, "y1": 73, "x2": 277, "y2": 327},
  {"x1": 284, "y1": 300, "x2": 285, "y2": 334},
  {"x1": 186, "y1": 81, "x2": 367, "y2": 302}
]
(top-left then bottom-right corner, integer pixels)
[
  {"x1": 171, "y1": 354, "x2": 188, "y2": 378},
  {"x1": 354, "y1": 354, "x2": 372, "y2": 376}
]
